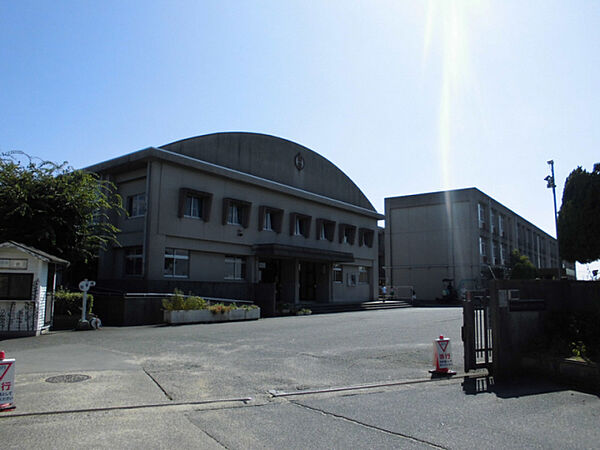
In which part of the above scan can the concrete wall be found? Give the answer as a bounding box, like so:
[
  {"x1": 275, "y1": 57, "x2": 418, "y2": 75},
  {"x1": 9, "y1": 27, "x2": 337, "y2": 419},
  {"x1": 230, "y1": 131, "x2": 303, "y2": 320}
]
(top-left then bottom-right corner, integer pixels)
[
  {"x1": 385, "y1": 188, "x2": 566, "y2": 301},
  {"x1": 95, "y1": 136, "x2": 382, "y2": 305},
  {"x1": 489, "y1": 280, "x2": 600, "y2": 381}
]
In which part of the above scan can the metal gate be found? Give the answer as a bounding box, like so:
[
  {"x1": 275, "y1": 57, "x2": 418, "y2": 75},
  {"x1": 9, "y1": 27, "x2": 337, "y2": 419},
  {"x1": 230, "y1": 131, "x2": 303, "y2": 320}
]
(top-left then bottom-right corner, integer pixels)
[{"x1": 462, "y1": 291, "x2": 493, "y2": 372}]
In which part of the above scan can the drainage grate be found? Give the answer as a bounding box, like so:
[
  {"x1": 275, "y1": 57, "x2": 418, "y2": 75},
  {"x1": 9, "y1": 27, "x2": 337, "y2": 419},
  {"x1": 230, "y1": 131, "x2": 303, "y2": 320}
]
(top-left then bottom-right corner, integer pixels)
[{"x1": 45, "y1": 374, "x2": 91, "y2": 384}]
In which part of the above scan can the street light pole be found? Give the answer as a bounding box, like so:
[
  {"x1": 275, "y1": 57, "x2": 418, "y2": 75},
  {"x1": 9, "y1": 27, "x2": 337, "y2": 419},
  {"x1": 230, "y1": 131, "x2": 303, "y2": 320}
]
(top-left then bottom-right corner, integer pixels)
[{"x1": 545, "y1": 160, "x2": 561, "y2": 279}]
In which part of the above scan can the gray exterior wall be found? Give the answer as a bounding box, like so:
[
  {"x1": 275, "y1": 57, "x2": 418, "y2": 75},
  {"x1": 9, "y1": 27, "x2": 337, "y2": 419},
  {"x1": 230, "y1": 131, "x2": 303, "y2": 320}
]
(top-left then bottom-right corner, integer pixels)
[
  {"x1": 385, "y1": 188, "x2": 569, "y2": 301},
  {"x1": 89, "y1": 133, "x2": 382, "y2": 305}
]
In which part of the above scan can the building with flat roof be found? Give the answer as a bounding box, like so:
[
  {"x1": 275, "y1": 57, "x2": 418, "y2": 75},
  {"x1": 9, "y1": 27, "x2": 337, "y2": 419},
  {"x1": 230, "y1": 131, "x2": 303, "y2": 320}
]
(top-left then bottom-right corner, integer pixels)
[
  {"x1": 384, "y1": 188, "x2": 574, "y2": 300},
  {"x1": 86, "y1": 132, "x2": 383, "y2": 309}
]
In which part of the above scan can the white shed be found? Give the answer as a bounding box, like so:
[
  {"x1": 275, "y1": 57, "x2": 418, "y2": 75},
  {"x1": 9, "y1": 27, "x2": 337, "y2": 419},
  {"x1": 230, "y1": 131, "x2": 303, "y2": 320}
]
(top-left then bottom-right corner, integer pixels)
[{"x1": 0, "y1": 241, "x2": 69, "y2": 338}]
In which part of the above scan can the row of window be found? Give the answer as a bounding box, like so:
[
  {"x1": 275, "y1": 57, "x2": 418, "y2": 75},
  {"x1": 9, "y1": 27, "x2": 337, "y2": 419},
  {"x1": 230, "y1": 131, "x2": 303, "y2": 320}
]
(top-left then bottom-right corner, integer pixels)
[
  {"x1": 479, "y1": 237, "x2": 508, "y2": 266},
  {"x1": 477, "y1": 203, "x2": 508, "y2": 237},
  {"x1": 478, "y1": 203, "x2": 557, "y2": 263},
  {"x1": 125, "y1": 247, "x2": 246, "y2": 280},
  {"x1": 126, "y1": 190, "x2": 374, "y2": 247},
  {"x1": 124, "y1": 247, "x2": 369, "y2": 283},
  {"x1": 479, "y1": 236, "x2": 557, "y2": 268}
]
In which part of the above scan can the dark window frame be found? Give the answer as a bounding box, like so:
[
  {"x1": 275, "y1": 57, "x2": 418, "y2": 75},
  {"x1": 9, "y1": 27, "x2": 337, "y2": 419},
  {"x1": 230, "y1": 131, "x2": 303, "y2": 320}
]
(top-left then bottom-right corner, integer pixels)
[
  {"x1": 178, "y1": 188, "x2": 213, "y2": 221},
  {"x1": 316, "y1": 219, "x2": 336, "y2": 242},
  {"x1": 222, "y1": 198, "x2": 252, "y2": 228},
  {"x1": 258, "y1": 206, "x2": 284, "y2": 233},
  {"x1": 289, "y1": 212, "x2": 312, "y2": 238},
  {"x1": 339, "y1": 224, "x2": 357, "y2": 245},
  {"x1": 358, "y1": 228, "x2": 375, "y2": 248}
]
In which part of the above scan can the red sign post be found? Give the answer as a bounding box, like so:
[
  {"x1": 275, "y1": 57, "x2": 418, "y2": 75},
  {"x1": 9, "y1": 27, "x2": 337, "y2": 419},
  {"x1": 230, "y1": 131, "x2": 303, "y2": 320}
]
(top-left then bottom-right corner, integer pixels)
[{"x1": 0, "y1": 351, "x2": 15, "y2": 411}]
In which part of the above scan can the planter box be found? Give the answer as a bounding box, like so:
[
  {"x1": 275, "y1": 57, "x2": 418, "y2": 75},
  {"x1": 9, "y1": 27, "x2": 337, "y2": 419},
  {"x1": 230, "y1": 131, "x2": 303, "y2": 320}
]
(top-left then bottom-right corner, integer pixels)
[{"x1": 164, "y1": 307, "x2": 260, "y2": 325}]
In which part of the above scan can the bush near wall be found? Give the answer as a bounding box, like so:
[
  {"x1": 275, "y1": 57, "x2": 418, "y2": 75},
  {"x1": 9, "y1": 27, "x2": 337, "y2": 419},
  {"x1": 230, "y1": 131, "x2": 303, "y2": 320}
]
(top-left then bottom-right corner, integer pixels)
[
  {"x1": 161, "y1": 289, "x2": 259, "y2": 314},
  {"x1": 543, "y1": 307, "x2": 600, "y2": 363},
  {"x1": 54, "y1": 289, "x2": 93, "y2": 316}
]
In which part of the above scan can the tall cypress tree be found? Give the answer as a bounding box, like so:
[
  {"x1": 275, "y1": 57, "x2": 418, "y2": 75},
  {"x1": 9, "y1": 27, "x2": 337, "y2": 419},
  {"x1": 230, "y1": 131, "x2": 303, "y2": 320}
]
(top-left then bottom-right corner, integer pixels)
[{"x1": 558, "y1": 164, "x2": 600, "y2": 263}]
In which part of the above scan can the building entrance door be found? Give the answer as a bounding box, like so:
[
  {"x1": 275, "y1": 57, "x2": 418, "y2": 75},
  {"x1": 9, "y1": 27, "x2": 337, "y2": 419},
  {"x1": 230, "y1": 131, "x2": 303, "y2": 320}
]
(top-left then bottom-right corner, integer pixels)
[
  {"x1": 259, "y1": 259, "x2": 281, "y2": 302},
  {"x1": 299, "y1": 261, "x2": 316, "y2": 302}
]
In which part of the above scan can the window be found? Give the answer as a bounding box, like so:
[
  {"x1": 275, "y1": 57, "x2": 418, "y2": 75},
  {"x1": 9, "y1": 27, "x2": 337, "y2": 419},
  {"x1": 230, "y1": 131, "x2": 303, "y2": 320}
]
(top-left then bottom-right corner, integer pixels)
[
  {"x1": 339, "y1": 224, "x2": 356, "y2": 245},
  {"x1": 127, "y1": 193, "x2": 146, "y2": 218},
  {"x1": 499, "y1": 215, "x2": 505, "y2": 237},
  {"x1": 478, "y1": 203, "x2": 486, "y2": 229},
  {"x1": 186, "y1": 196, "x2": 202, "y2": 218},
  {"x1": 490, "y1": 210, "x2": 497, "y2": 234},
  {"x1": 294, "y1": 218, "x2": 303, "y2": 236},
  {"x1": 225, "y1": 256, "x2": 246, "y2": 280},
  {"x1": 124, "y1": 247, "x2": 143, "y2": 276},
  {"x1": 500, "y1": 244, "x2": 507, "y2": 266},
  {"x1": 0, "y1": 273, "x2": 33, "y2": 300},
  {"x1": 264, "y1": 211, "x2": 272, "y2": 230},
  {"x1": 316, "y1": 219, "x2": 336, "y2": 241},
  {"x1": 333, "y1": 264, "x2": 343, "y2": 283},
  {"x1": 479, "y1": 237, "x2": 487, "y2": 263},
  {"x1": 358, "y1": 228, "x2": 374, "y2": 247},
  {"x1": 179, "y1": 188, "x2": 212, "y2": 220},
  {"x1": 222, "y1": 198, "x2": 251, "y2": 228},
  {"x1": 358, "y1": 266, "x2": 369, "y2": 284},
  {"x1": 290, "y1": 213, "x2": 311, "y2": 238},
  {"x1": 229, "y1": 204, "x2": 241, "y2": 225},
  {"x1": 259, "y1": 206, "x2": 283, "y2": 233},
  {"x1": 492, "y1": 242, "x2": 499, "y2": 265},
  {"x1": 164, "y1": 248, "x2": 189, "y2": 278}
]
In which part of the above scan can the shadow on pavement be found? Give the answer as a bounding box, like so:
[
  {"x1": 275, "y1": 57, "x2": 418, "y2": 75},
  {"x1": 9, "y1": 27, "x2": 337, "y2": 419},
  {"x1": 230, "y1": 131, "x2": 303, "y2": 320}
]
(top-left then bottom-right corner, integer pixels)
[{"x1": 462, "y1": 375, "x2": 600, "y2": 399}]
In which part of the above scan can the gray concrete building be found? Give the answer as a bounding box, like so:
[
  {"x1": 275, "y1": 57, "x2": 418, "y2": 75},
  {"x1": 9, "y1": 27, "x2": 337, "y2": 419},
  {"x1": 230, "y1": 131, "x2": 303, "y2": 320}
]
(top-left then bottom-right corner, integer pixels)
[
  {"x1": 384, "y1": 188, "x2": 573, "y2": 301},
  {"x1": 86, "y1": 132, "x2": 383, "y2": 308}
]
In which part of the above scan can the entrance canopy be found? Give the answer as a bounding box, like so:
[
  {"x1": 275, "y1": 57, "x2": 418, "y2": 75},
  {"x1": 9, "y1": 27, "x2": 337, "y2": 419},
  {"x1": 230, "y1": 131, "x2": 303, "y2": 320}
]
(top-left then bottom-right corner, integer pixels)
[{"x1": 253, "y1": 244, "x2": 354, "y2": 263}]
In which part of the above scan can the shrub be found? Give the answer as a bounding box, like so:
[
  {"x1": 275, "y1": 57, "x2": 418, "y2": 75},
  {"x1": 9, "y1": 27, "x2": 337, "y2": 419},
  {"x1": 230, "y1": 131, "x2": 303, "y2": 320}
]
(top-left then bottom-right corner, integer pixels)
[
  {"x1": 54, "y1": 289, "x2": 93, "y2": 315},
  {"x1": 162, "y1": 289, "x2": 207, "y2": 311},
  {"x1": 542, "y1": 308, "x2": 600, "y2": 362},
  {"x1": 209, "y1": 303, "x2": 234, "y2": 315},
  {"x1": 241, "y1": 304, "x2": 259, "y2": 311}
]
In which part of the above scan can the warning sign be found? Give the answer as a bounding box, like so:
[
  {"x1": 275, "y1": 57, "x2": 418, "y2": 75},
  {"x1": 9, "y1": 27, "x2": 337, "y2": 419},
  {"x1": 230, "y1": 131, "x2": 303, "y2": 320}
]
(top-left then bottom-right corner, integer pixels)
[
  {"x1": 0, "y1": 359, "x2": 15, "y2": 409},
  {"x1": 435, "y1": 339, "x2": 453, "y2": 369}
]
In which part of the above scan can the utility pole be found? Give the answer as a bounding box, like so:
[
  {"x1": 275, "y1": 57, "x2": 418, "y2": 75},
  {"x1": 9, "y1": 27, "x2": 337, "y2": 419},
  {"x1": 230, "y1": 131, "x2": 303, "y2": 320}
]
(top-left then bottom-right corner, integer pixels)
[{"x1": 545, "y1": 160, "x2": 561, "y2": 279}]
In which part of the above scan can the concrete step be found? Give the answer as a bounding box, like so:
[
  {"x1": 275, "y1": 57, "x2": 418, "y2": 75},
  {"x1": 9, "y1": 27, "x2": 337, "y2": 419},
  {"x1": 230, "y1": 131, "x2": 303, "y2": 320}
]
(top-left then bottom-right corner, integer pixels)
[{"x1": 300, "y1": 300, "x2": 412, "y2": 315}]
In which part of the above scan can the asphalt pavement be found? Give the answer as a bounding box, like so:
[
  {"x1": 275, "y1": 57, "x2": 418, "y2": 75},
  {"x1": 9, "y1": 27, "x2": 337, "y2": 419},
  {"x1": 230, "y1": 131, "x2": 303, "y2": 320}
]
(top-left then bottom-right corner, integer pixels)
[{"x1": 1, "y1": 308, "x2": 599, "y2": 449}]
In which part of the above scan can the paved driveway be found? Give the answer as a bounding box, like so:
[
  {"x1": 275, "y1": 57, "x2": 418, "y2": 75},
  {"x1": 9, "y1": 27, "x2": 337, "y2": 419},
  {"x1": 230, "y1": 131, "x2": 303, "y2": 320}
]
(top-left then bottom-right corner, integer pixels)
[{"x1": 1, "y1": 308, "x2": 599, "y2": 449}]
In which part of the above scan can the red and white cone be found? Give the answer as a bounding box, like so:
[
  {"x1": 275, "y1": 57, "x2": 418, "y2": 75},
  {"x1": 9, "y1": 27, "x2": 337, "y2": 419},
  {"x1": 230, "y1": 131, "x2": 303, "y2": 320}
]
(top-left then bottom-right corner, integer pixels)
[{"x1": 429, "y1": 335, "x2": 456, "y2": 375}]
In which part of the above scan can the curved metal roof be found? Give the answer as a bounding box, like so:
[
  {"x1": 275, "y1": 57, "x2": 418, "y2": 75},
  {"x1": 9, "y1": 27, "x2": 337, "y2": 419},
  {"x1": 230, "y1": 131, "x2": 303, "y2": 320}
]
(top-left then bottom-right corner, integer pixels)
[{"x1": 160, "y1": 132, "x2": 376, "y2": 211}]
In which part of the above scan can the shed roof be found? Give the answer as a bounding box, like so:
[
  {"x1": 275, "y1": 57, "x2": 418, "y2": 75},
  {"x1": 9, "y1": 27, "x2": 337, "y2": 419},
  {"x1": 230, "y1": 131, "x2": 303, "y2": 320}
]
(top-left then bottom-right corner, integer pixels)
[{"x1": 0, "y1": 241, "x2": 70, "y2": 266}]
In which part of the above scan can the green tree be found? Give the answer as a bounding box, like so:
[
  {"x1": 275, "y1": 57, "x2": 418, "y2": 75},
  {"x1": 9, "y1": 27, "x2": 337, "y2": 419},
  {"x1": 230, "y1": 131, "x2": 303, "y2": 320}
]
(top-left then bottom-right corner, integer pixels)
[
  {"x1": 0, "y1": 152, "x2": 123, "y2": 282},
  {"x1": 558, "y1": 164, "x2": 600, "y2": 263},
  {"x1": 509, "y1": 249, "x2": 538, "y2": 279}
]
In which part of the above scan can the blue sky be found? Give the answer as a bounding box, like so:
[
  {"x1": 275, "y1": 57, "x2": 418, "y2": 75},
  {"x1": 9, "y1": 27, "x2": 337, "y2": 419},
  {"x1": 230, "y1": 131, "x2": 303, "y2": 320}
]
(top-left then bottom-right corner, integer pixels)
[{"x1": 1, "y1": 1, "x2": 598, "y2": 278}]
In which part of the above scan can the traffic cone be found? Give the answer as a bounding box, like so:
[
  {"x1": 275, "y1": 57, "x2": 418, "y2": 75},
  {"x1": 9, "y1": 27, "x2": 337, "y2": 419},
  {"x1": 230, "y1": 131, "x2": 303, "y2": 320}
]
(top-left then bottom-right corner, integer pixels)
[{"x1": 429, "y1": 335, "x2": 456, "y2": 375}]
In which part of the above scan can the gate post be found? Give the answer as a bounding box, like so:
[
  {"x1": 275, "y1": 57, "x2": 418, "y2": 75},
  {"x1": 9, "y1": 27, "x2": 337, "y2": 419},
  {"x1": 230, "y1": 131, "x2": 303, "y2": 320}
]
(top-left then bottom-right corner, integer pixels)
[
  {"x1": 462, "y1": 294, "x2": 476, "y2": 372},
  {"x1": 489, "y1": 281, "x2": 506, "y2": 380}
]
